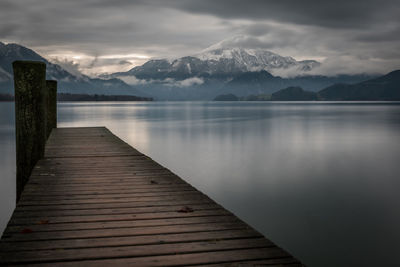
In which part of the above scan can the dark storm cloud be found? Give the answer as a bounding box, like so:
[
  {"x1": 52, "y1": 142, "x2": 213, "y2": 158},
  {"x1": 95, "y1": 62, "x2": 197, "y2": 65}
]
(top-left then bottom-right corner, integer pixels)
[
  {"x1": 166, "y1": 0, "x2": 399, "y2": 29},
  {"x1": 51, "y1": 58, "x2": 82, "y2": 77},
  {"x1": 0, "y1": 24, "x2": 19, "y2": 37},
  {"x1": 0, "y1": 0, "x2": 399, "y2": 75},
  {"x1": 84, "y1": 0, "x2": 399, "y2": 29},
  {"x1": 0, "y1": 1, "x2": 16, "y2": 8},
  {"x1": 356, "y1": 27, "x2": 400, "y2": 43},
  {"x1": 0, "y1": 0, "x2": 227, "y2": 57},
  {"x1": 244, "y1": 24, "x2": 271, "y2": 37},
  {"x1": 118, "y1": 60, "x2": 132, "y2": 65}
]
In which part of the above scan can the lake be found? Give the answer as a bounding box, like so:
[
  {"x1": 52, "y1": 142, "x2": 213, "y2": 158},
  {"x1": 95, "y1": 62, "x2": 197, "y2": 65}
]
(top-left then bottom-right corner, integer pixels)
[{"x1": 1, "y1": 101, "x2": 400, "y2": 266}]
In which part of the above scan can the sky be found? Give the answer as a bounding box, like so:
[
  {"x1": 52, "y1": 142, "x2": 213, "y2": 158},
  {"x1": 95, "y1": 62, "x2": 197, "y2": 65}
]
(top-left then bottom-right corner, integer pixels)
[{"x1": 1, "y1": 0, "x2": 399, "y2": 77}]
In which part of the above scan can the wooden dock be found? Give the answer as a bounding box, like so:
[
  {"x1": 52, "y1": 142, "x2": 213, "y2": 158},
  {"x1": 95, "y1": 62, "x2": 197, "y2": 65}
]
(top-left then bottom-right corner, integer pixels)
[{"x1": 0, "y1": 127, "x2": 302, "y2": 266}]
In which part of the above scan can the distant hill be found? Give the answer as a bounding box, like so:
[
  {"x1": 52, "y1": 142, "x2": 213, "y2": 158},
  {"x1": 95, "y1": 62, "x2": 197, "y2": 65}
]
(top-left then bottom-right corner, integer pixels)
[
  {"x1": 241, "y1": 94, "x2": 271, "y2": 101},
  {"x1": 213, "y1": 93, "x2": 239, "y2": 101},
  {"x1": 213, "y1": 93, "x2": 272, "y2": 101},
  {"x1": 0, "y1": 93, "x2": 153, "y2": 102},
  {"x1": 219, "y1": 71, "x2": 375, "y2": 97},
  {"x1": 271, "y1": 87, "x2": 318, "y2": 101},
  {"x1": 257, "y1": 70, "x2": 400, "y2": 101},
  {"x1": 58, "y1": 93, "x2": 152, "y2": 101},
  {"x1": 318, "y1": 70, "x2": 400, "y2": 100},
  {"x1": 0, "y1": 42, "x2": 147, "y2": 97}
]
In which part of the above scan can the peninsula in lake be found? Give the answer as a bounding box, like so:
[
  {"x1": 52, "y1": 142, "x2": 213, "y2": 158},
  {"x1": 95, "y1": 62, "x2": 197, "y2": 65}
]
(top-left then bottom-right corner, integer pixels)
[{"x1": 214, "y1": 70, "x2": 400, "y2": 101}]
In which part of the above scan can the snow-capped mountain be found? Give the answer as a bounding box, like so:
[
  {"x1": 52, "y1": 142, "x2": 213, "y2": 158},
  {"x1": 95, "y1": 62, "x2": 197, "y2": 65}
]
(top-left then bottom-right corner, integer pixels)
[
  {"x1": 195, "y1": 47, "x2": 320, "y2": 73},
  {"x1": 0, "y1": 42, "x2": 146, "y2": 96},
  {"x1": 0, "y1": 41, "x2": 375, "y2": 100},
  {"x1": 109, "y1": 47, "x2": 320, "y2": 82},
  {"x1": 102, "y1": 45, "x2": 375, "y2": 100}
]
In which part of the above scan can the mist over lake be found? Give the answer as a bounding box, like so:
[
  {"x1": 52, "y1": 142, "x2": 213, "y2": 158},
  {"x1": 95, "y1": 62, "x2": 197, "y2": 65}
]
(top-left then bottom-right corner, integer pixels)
[{"x1": 1, "y1": 101, "x2": 400, "y2": 266}]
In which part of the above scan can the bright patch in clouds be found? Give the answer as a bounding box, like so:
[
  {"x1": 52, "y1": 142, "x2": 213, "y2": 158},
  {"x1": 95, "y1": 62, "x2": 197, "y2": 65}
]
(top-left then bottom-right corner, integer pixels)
[
  {"x1": 177, "y1": 77, "x2": 204, "y2": 87},
  {"x1": 100, "y1": 54, "x2": 149, "y2": 60},
  {"x1": 48, "y1": 52, "x2": 150, "y2": 77},
  {"x1": 118, "y1": 76, "x2": 149, "y2": 85},
  {"x1": 117, "y1": 75, "x2": 205, "y2": 88},
  {"x1": 3, "y1": 0, "x2": 398, "y2": 76}
]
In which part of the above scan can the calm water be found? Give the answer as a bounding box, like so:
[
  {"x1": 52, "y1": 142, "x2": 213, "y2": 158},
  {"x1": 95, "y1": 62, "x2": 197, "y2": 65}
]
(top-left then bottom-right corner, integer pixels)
[{"x1": 1, "y1": 101, "x2": 400, "y2": 266}]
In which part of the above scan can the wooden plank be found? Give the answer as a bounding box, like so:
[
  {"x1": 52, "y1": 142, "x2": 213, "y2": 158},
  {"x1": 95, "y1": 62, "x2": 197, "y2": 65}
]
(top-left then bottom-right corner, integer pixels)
[
  {"x1": 25, "y1": 179, "x2": 185, "y2": 186},
  {"x1": 5, "y1": 216, "x2": 239, "y2": 235},
  {"x1": 12, "y1": 203, "x2": 221, "y2": 218},
  {"x1": 25, "y1": 181, "x2": 186, "y2": 189},
  {"x1": 0, "y1": 238, "x2": 272, "y2": 264},
  {"x1": 23, "y1": 182, "x2": 190, "y2": 191},
  {"x1": 19, "y1": 190, "x2": 200, "y2": 201},
  {"x1": 31, "y1": 169, "x2": 173, "y2": 175},
  {"x1": 12, "y1": 248, "x2": 296, "y2": 266},
  {"x1": 17, "y1": 193, "x2": 209, "y2": 206},
  {"x1": 28, "y1": 174, "x2": 179, "y2": 181},
  {"x1": 1, "y1": 222, "x2": 249, "y2": 242},
  {"x1": 0, "y1": 127, "x2": 302, "y2": 266},
  {"x1": 0, "y1": 229, "x2": 262, "y2": 252},
  {"x1": 6, "y1": 211, "x2": 234, "y2": 229},
  {"x1": 15, "y1": 199, "x2": 215, "y2": 211},
  {"x1": 21, "y1": 185, "x2": 195, "y2": 195},
  {"x1": 197, "y1": 258, "x2": 302, "y2": 266}
]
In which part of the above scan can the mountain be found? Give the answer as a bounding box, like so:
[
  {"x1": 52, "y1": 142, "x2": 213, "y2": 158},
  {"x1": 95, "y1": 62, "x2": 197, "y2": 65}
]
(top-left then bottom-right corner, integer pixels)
[
  {"x1": 213, "y1": 93, "x2": 239, "y2": 101},
  {"x1": 318, "y1": 70, "x2": 400, "y2": 100},
  {"x1": 106, "y1": 45, "x2": 376, "y2": 100},
  {"x1": 109, "y1": 47, "x2": 321, "y2": 81},
  {"x1": 271, "y1": 87, "x2": 317, "y2": 101},
  {"x1": 0, "y1": 42, "x2": 146, "y2": 96},
  {"x1": 258, "y1": 70, "x2": 400, "y2": 101},
  {"x1": 1, "y1": 42, "x2": 385, "y2": 101},
  {"x1": 57, "y1": 93, "x2": 152, "y2": 101},
  {"x1": 218, "y1": 70, "x2": 375, "y2": 97},
  {"x1": 195, "y1": 47, "x2": 320, "y2": 73},
  {"x1": 218, "y1": 70, "x2": 282, "y2": 96}
]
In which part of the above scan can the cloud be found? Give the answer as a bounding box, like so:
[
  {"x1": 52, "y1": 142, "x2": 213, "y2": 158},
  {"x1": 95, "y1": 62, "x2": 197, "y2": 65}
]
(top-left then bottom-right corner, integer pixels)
[
  {"x1": 50, "y1": 58, "x2": 83, "y2": 77},
  {"x1": 117, "y1": 75, "x2": 149, "y2": 85},
  {"x1": 118, "y1": 60, "x2": 132, "y2": 65},
  {"x1": 167, "y1": 0, "x2": 400, "y2": 29},
  {"x1": 118, "y1": 75, "x2": 204, "y2": 87},
  {"x1": 0, "y1": 24, "x2": 19, "y2": 38},
  {"x1": 309, "y1": 56, "x2": 394, "y2": 76},
  {"x1": 356, "y1": 27, "x2": 400, "y2": 43},
  {"x1": 0, "y1": 0, "x2": 399, "y2": 76},
  {"x1": 205, "y1": 35, "x2": 274, "y2": 50},
  {"x1": 156, "y1": 77, "x2": 205, "y2": 87},
  {"x1": 176, "y1": 77, "x2": 204, "y2": 87}
]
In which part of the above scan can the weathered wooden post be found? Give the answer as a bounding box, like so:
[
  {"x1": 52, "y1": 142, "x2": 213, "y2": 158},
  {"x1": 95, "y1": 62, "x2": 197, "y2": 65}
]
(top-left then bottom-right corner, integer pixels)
[
  {"x1": 46, "y1": 80, "x2": 57, "y2": 138},
  {"x1": 13, "y1": 60, "x2": 47, "y2": 202}
]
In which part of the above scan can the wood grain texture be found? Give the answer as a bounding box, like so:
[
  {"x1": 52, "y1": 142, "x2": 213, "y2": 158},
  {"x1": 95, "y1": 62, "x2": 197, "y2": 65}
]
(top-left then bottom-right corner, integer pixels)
[{"x1": 0, "y1": 127, "x2": 302, "y2": 266}]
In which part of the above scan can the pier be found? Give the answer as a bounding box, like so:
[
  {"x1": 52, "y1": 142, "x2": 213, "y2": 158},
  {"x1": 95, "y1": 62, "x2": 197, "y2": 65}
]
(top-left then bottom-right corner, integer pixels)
[{"x1": 0, "y1": 61, "x2": 302, "y2": 266}]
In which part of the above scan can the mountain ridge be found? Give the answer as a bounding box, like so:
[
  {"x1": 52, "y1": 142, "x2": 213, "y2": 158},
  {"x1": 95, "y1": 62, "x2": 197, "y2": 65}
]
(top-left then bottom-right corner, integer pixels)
[
  {"x1": 0, "y1": 42, "x2": 146, "y2": 97},
  {"x1": 212, "y1": 70, "x2": 400, "y2": 101},
  {"x1": 318, "y1": 70, "x2": 400, "y2": 100},
  {"x1": 0, "y1": 42, "x2": 386, "y2": 100},
  {"x1": 108, "y1": 47, "x2": 321, "y2": 82},
  {"x1": 104, "y1": 46, "x2": 377, "y2": 100}
]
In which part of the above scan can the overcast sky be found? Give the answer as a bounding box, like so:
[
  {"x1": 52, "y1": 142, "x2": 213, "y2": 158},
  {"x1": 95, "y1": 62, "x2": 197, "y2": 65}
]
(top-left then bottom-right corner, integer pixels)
[{"x1": 1, "y1": 0, "x2": 399, "y2": 76}]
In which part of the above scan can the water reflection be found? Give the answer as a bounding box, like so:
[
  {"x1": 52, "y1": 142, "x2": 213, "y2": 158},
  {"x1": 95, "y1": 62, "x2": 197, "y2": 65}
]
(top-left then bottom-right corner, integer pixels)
[
  {"x1": 1, "y1": 101, "x2": 400, "y2": 266},
  {"x1": 0, "y1": 102, "x2": 16, "y2": 235}
]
